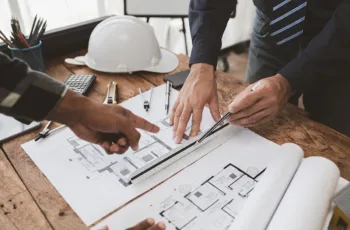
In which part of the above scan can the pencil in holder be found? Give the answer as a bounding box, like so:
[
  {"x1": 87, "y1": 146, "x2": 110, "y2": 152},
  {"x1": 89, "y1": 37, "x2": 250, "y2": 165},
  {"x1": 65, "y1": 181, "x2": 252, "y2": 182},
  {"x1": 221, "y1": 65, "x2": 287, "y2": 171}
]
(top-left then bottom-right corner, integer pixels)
[{"x1": 8, "y1": 41, "x2": 46, "y2": 73}]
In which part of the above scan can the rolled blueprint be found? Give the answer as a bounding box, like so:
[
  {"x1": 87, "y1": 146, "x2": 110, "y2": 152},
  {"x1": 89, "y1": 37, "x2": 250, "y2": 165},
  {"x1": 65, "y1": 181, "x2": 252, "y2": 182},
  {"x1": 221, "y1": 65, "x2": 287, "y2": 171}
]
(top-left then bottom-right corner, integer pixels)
[
  {"x1": 230, "y1": 143, "x2": 304, "y2": 230},
  {"x1": 267, "y1": 156, "x2": 340, "y2": 230}
]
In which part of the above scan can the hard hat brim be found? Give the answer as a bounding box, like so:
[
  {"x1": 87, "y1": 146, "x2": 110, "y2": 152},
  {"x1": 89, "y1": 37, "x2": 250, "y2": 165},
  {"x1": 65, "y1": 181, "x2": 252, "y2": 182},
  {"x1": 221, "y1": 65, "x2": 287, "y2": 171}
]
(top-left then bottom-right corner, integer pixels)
[
  {"x1": 84, "y1": 48, "x2": 179, "y2": 74},
  {"x1": 142, "y1": 48, "x2": 179, "y2": 73}
]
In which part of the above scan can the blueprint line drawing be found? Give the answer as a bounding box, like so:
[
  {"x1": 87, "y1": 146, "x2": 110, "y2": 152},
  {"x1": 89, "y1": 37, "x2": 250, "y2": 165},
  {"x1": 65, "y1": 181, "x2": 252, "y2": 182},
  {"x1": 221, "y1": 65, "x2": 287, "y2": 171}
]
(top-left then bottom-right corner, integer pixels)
[
  {"x1": 87, "y1": 125, "x2": 282, "y2": 229},
  {"x1": 22, "y1": 85, "x2": 224, "y2": 226},
  {"x1": 65, "y1": 117, "x2": 191, "y2": 187},
  {"x1": 153, "y1": 164, "x2": 260, "y2": 230},
  {"x1": 63, "y1": 114, "x2": 210, "y2": 189}
]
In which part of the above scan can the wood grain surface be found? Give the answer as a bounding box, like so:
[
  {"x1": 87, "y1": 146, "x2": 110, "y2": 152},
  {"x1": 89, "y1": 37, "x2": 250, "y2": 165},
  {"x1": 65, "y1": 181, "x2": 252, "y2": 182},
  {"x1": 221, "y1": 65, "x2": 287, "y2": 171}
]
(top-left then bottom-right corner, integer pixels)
[
  {"x1": 0, "y1": 51, "x2": 349, "y2": 230},
  {"x1": 0, "y1": 148, "x2": 52, "y2": 230},
  {"x1": 1, "y1": 57, "x2": 88, "y2": 230}
]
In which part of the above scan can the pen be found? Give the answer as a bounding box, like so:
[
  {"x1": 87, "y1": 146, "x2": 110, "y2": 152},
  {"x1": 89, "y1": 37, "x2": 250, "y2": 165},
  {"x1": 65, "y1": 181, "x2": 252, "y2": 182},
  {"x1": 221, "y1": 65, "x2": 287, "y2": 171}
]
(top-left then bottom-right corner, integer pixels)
[
  {"x1": 196, "y1": 112, "x2": 231, "y2": 144},
  {"x1": 165, "y1": 81, "x2": 171, "y2": 114},
  {"x1": 197, "y1": 82, "x2": 262, "y2": 144},
  {"x1": 250, "y1": 82, "x2": 261, "y2": 91}
]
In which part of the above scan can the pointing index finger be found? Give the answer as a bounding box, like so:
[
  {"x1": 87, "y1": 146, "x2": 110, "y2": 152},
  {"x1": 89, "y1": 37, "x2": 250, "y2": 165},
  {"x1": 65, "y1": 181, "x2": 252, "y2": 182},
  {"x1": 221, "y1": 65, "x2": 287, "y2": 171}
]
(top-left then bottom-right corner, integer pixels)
[{"x1": 131, "y1": 113, "x2": 160, "y2": 133}]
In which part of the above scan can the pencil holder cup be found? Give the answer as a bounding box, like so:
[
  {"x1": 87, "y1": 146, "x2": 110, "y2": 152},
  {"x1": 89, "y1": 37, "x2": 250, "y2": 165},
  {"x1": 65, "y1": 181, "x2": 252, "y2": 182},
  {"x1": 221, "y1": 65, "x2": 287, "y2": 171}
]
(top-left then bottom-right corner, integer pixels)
[{"x1": 8, "y1": 41, "x2": 46, "y2": 73}]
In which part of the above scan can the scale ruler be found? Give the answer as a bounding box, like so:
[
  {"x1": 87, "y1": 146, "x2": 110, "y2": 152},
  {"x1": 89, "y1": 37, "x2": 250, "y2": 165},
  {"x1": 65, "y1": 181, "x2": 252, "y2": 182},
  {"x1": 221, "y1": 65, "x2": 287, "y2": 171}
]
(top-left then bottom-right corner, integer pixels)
[{"x1": 129, "y1": 123, "x2": 230, "y2": 183}]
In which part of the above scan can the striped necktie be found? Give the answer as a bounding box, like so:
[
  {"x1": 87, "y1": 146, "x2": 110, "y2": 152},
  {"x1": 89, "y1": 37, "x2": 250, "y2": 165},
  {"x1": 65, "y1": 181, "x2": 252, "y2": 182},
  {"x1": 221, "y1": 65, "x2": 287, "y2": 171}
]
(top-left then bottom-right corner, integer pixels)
[{"x1": 269, "y1": 0, "x2": 308, "y2": 46}]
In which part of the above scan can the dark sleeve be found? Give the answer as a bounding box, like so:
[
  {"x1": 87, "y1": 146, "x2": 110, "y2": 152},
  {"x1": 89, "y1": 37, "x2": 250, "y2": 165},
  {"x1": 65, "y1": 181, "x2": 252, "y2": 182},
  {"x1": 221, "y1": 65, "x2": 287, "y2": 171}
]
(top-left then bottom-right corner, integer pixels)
[
  {"x1": 0, "y1": 52, "x2": 67, "y2": 123},
  {"x1": 189, "y1": 0, "x2": 237, "y2": 67},
  {"x1": 279, "y1": 0, "x2": 350, "y2": 93}
]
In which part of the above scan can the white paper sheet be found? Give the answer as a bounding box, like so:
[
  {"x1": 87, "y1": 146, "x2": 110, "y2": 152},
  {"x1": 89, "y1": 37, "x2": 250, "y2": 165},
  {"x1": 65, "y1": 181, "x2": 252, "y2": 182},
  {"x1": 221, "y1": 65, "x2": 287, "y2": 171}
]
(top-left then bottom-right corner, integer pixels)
[
  {"x1": 21, "y1": 85, "x2": 224, "y2": 225},
  {"x1": 231, "y1": 143, "x2": 347, "y2": 230},
  {"x1": 91, "y1": 129, "x2": 282, "y2": 230},
  {"x1": 230, "y1": 143, "x2": 304, "y2": 230},
  {"x1": 267, "y1": 156, "x2": 340, "y2": 230}
]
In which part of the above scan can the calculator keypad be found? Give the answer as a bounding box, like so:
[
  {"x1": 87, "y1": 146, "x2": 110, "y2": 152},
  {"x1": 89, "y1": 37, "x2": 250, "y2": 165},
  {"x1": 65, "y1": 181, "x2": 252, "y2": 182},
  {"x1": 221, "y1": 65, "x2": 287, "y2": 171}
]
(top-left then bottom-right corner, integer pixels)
[{"x1": 64, "y1": 75, "x2": 96, "y2": 95}]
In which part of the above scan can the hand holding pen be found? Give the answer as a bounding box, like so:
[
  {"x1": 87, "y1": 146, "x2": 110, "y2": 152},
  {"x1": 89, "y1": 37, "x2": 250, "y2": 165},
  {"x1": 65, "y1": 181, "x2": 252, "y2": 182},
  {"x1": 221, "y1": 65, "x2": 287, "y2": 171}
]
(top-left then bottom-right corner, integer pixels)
[{"x1": 226, "y1": 75, "x2": 291, "y2": 127}]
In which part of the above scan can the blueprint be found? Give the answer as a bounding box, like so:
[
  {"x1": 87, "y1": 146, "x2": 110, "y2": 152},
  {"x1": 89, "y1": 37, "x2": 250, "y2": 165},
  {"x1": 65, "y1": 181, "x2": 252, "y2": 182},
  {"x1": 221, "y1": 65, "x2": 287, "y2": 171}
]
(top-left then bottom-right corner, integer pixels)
[
  {"x1": 21, "y1": 85, "x2": 223, "y2": 225},
  {"x1": 92, "y1": 128, "x2": 283, "y2": 230},
  {"x1": 157, "y1": 165, "x2": 257, "y2": 230},
  {"x1": 64, "y1": 116, "x2": 194, "y2": 189}
]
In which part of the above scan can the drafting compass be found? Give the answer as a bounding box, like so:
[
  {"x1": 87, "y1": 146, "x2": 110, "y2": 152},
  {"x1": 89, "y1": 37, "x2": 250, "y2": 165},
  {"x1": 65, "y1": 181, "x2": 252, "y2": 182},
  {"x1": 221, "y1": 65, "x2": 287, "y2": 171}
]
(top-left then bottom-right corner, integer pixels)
[
  {"x1": 138, "y1": 88, "x2": 153, "y2": 112},
  {"x1": 35, "y1": 121, "x2": 66, "y2": 141}
]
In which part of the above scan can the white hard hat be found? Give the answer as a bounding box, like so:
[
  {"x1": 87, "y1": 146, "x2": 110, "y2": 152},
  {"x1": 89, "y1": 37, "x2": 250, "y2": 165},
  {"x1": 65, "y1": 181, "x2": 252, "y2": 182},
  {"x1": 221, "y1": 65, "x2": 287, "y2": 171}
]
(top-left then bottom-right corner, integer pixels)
[{"x1": 84, "y1": 16, "x2": 179, "y2": 73}]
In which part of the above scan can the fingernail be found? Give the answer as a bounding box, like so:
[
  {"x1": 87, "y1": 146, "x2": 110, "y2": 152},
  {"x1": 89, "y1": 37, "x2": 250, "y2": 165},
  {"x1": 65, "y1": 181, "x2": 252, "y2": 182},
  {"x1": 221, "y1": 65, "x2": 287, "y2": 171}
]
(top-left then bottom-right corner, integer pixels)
[
  {"x1": 118, "y1": 138, "x2": 127, "y2": 146},
  {"x1": 133, "y1": 145, "x2": 139, "y2": 151},
  {"x1": 158, "y1": 222, "x2": 166, "y2": 229},
  {"x1": 175, "y1": 136, "x2": 181, "y2": 144},
  {"x1": 147, "y1": 218, "x2": 155, "y2": 225}
]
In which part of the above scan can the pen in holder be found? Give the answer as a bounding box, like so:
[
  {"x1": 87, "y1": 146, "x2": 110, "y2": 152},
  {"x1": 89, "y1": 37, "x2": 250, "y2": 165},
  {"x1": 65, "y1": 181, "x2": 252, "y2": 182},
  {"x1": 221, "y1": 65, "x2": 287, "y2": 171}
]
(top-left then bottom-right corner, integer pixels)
[{"x1": 8, "y1": 41, "x2": 46, "y2": 73}]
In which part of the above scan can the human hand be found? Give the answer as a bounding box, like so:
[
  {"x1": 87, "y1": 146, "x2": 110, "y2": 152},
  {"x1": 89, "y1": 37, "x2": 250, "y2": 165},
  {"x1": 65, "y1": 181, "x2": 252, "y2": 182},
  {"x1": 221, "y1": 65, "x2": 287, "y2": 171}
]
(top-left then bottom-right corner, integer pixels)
[
  {"x1": 170, "y1": 63, "x2": 221, "y2": 144},
  {"x1": 47, "y1": 91, "x2": 159, "y2": 154},
  {"x1": 227, "y1": 74, "x2": 291, "y2": 127},
  {"x1": 100, "y1": 218, "x2": 166, "y2": 230}
]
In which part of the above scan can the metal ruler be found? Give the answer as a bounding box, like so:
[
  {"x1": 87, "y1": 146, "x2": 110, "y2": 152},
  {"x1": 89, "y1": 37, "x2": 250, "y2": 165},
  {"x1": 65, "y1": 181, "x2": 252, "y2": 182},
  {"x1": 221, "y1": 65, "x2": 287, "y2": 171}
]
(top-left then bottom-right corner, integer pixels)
[{"x1": 128, "y1": 123, "x2": 230, "y2": 183}]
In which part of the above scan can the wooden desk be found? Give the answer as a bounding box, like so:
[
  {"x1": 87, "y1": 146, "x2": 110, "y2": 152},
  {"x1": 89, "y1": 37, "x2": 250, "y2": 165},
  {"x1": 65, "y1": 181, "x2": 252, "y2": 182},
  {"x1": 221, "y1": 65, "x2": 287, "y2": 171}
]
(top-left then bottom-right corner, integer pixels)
[{"x1": 1, "y1": 51, "x2": 349, "y2": 229}]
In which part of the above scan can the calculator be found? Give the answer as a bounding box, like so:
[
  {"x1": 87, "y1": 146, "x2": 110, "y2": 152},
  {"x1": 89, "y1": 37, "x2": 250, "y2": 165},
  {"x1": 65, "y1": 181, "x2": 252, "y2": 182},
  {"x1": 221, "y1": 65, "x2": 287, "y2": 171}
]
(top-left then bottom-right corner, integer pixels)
[{"x1": 64, "y1": 74, "x2": 96, "y2": 95}]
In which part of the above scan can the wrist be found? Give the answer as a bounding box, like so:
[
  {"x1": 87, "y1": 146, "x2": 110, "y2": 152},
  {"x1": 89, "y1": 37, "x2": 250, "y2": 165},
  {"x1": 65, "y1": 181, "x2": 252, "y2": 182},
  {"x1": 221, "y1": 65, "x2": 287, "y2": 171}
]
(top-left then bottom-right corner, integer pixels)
[
  {"x1": 274, "y1": 74, "x2": 292, "y2": 98},
  {"x1": 190, "y1": 63, "x2": 215, "y2": 79},
  {"x1": 191, "y1": 63, "x2": 214, "y2": 70},
  {"x1": 46, "y1": 90, "x2": 91, "y2": 126}
]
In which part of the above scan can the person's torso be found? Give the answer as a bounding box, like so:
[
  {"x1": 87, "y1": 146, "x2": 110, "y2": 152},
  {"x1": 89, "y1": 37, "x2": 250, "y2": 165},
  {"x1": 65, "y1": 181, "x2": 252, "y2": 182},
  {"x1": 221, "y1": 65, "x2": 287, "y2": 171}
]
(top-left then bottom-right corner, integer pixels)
[
  {"x1": 252, "y1": 0, "x2": 343, "y2": 47},
  {"x1": 253, "y1": 0, "x2": 341, "y2": 20}
]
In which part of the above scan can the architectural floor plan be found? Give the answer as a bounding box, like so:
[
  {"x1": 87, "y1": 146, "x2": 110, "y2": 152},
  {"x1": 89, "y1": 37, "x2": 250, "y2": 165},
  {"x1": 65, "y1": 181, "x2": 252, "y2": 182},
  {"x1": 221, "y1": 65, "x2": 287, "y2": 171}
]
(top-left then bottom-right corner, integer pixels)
[
  {"x1": 92, "y1": 128, "x2": 282, "y2": 230},
  {"x1": 65, "y1": 117, "x2": 193, "y2": 188},
  {"x1": 158, "y1": 164, "x2": 259, "y2": 230},
  {"x1": 21, "y1": 85, "x2": 284, "y2": 228},
  {"x1": 21, "y1": 84, "x2": 226, "y2": 225}
]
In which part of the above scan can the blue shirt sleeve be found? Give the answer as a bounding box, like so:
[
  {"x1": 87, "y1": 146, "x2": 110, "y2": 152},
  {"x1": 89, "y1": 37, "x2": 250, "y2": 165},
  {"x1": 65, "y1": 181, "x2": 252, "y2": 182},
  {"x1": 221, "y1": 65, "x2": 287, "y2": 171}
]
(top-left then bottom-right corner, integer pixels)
[{"x1": 189, "y1": 0, "x2": 237, "y2": 67}]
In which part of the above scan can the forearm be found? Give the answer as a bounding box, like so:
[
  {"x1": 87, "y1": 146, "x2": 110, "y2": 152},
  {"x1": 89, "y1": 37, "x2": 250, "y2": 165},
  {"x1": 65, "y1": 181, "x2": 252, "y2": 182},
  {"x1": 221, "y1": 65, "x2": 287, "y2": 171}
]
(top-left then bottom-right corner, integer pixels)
[
  {"x1": 46, "y1": 90, "x2": 92, "y2": 126},
  {"x1": 189, "y1": 0, "x2": 237, "y2": 68},
  {"x1": 0, "y1": 52, "x2": 67, "y2": 122},
  {"x1": 279, "y1": 0, "x2": 350, "y2": 93}
]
